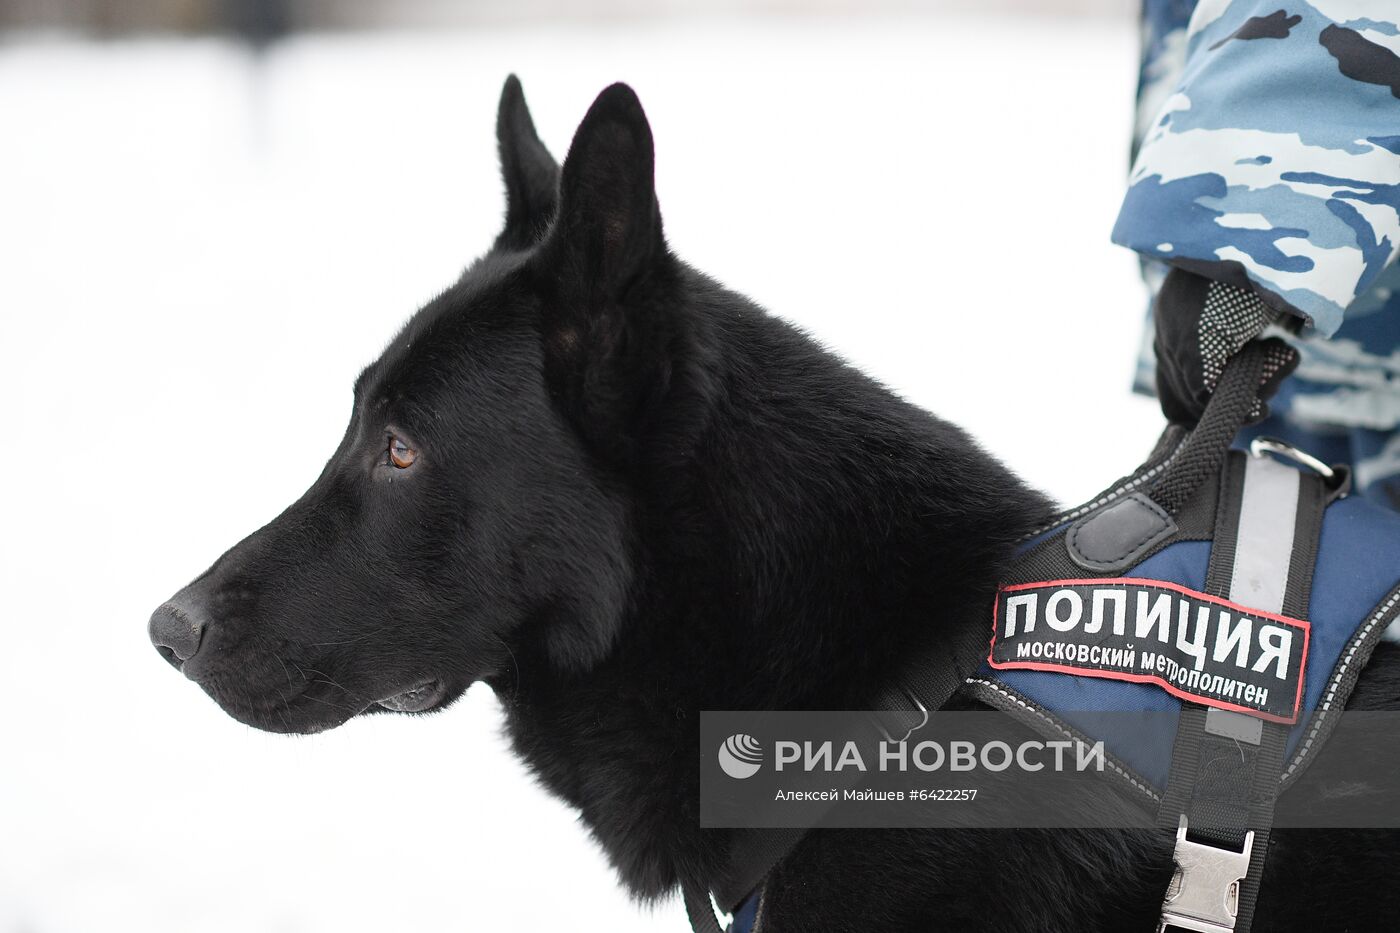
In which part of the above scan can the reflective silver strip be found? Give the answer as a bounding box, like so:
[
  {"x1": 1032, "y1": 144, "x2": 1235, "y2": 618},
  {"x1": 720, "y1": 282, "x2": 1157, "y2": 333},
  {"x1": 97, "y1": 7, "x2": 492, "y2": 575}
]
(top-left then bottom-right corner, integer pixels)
[
  {"x1": 1204, "y1": 707, "x2": 1263, "y2": 745},
  {"x1": 1211, "y1": 454, "x2": 1303, "y2": 746},
  {"x1": 1228, "y1": 455, "x2": 1301, "y2": 616}
]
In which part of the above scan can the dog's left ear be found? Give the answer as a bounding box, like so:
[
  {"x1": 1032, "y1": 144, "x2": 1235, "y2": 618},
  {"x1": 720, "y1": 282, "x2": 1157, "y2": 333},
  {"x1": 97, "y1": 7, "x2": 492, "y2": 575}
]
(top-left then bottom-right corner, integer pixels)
[
  {"x1": 495, "y1": 75, "x2": 560, "y2": 251},
  {"x1": 545, "y1": 82, "x2": 664, "y2": 295},
  {"x1": 537, "y1": 83, "x2": 675, "y2": 464}
]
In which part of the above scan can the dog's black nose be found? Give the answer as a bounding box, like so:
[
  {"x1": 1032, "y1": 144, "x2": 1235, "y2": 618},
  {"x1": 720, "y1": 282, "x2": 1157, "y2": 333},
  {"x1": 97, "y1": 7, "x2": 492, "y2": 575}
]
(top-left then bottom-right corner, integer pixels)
[{"x1": 149, "y1": 602, "x2": 205, "y2": 670}]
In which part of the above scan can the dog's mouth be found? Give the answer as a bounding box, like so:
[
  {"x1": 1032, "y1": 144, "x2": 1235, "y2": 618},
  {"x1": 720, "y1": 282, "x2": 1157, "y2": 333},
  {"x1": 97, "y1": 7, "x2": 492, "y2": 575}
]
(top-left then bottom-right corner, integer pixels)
[
  {"x1": 376, "y1": 679, "x2": 447, "y2": 713},
  {"x1": 202, "y1": 670, "x2": 452, "y2": 733}
]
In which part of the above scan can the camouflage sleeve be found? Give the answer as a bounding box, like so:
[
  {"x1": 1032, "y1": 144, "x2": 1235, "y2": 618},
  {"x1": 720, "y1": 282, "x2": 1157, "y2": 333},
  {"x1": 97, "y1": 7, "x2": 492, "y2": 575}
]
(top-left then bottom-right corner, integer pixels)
[{"x1": 1113, "y1": 0, "x2": 1400, "y2": 337}]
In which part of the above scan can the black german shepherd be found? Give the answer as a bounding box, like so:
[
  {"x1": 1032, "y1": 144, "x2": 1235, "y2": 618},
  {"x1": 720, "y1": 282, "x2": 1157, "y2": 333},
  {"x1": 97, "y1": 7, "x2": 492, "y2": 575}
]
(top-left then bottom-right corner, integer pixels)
[{"x1": 150, "y1": 78, "x2": 1400, "y2": 931}]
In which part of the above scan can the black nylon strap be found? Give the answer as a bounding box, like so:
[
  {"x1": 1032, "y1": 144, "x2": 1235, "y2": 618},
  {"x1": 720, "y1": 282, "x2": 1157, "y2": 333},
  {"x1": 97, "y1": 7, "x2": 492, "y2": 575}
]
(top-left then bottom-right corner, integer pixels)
[
  {"x1": 697, "y1": 618, "x2": 991, "y2": 928},
  {"x1": 1158, "y1": 712, "x2": 1288, "y2": 933},
  {"x1": 1150, "y1": 341, "x2": 1286, "y2": 516},
  {"x1": 899, "y1": 617, "x2": 995, "y2": 713},
  {"x1": 1227, "y1": 724, "x2": 1287, "y2": 929},
  {"x1": 1201, "y1": 452, "x2": 1247, "y2": 599},
  {"x1": 683, "y1": 881, "x2": 726, "y2": 933},
  {"x1": 710, "y1": 829, "x2": 803, "y2": 915},
  {"x1": 1283, "y1": 472, "x2": 1326, "y2": 621},
  {"x1": 1157, "y1": 452, "x2": 1328, "y2": 933}
]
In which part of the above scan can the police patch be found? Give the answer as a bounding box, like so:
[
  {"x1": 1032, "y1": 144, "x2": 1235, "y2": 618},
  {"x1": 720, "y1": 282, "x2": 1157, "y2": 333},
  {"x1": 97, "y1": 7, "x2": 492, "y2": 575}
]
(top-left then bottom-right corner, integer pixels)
[{"x1": 988, "y1": 578, "x2": 1309, "y2": 723}]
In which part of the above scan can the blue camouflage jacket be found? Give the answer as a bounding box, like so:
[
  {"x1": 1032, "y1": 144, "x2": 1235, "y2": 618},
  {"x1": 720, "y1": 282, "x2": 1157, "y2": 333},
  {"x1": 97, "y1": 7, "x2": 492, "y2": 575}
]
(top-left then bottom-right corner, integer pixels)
[{"x1": 1119, "y1": 1, "x2": 1400, "y2": 502}]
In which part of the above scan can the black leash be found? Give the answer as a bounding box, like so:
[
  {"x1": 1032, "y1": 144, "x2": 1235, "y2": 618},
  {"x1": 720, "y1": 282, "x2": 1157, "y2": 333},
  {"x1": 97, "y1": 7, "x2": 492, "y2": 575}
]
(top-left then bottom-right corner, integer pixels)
[{"x1": 1149, "y1": 339, "x2": 1288, "y2": 516}]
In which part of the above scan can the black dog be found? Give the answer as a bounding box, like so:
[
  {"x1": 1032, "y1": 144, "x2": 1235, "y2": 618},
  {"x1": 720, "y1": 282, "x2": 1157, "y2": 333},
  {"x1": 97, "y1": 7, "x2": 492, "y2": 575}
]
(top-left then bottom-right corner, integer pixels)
[{"x1": 151, "y1": 78, "x2": 1400, "y2": 931}]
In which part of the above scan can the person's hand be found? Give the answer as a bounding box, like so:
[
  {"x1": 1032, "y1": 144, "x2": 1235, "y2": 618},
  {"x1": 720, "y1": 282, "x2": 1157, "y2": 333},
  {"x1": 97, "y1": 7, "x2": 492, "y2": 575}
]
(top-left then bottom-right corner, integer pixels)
[{"x1": 1153, "y1": 267, "x2": 1299, "y2": 426}]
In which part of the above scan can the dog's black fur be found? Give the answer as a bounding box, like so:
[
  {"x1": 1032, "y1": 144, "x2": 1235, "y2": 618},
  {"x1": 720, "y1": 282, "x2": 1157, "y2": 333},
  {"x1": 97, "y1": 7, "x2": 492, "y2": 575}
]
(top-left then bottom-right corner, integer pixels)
[{"x1": 153, "y1": 78, "x2": 1400, "y2": 931}]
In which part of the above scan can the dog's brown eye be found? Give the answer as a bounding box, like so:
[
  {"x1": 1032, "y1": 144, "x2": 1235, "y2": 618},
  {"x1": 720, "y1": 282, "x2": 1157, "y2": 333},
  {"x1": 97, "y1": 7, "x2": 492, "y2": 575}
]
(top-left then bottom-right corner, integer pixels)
[{"x1": 388, "y1": 437, "x2": 417, "y2": 469}]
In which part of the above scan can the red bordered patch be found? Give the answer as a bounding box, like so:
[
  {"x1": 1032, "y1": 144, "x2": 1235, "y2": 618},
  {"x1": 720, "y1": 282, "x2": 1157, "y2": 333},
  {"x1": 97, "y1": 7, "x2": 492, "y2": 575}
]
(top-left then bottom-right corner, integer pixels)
[{"x1": 988, "y1": 578, "x2": 1309, "y2": 723}]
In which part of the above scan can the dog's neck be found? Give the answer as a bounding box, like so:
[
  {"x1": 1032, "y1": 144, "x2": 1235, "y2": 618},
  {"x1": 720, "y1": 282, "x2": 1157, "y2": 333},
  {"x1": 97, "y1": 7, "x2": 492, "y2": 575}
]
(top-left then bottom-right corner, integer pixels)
[{"x1": 491, "y1": 293, "x2": 1052, "y2": 898}]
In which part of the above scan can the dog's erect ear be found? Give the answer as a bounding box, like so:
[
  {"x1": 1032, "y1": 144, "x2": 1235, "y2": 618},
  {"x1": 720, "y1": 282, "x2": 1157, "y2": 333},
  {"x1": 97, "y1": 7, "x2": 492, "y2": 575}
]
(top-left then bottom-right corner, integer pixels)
[
  {"x1": 546, "y1": 82, "x2": 664, "y2": 300},
  {"x1": 538, "y1": 84, "x2": 677, "y2": 465},
  {"x1": 495, "y1": 75, "x2": 560, "y2": 251}
]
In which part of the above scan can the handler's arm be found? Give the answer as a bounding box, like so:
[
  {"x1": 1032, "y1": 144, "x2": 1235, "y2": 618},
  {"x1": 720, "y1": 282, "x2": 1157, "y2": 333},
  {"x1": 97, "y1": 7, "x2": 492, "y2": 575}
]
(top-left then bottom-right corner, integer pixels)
[{"x1": 1116, "y1": 0, "x2": 1400, "y2": 423}]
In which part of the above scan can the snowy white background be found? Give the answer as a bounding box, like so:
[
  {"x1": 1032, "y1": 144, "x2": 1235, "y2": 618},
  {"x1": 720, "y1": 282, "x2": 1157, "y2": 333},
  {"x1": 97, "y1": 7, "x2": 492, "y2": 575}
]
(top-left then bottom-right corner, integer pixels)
[{"x1": 0, "y1": 11, "x2": 1159, "y2": 933}]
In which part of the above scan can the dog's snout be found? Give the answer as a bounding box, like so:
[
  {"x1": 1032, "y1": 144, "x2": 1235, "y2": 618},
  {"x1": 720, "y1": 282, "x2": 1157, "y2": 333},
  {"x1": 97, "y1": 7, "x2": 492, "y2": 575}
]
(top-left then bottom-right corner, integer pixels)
[{"x1": 149, "y1": 602, "x2": 206, "y2": 670}]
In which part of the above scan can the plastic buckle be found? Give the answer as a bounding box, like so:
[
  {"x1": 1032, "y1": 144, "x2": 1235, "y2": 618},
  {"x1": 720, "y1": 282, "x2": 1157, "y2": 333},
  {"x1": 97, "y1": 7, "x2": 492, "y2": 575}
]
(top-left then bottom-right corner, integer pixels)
[
  {"x1": 1158, "y1": 817, "x2": 1254, "y2": 933},
  {"x1": 870, "y1": 690, "x2": 929, "y2": 744}
]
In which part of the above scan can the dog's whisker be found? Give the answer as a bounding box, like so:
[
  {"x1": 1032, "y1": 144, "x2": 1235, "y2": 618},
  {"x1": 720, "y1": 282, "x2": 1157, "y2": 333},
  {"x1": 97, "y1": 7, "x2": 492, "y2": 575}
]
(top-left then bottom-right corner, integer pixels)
[
  {"x1": 299, "y1": 693, "x2": 355, "y2": 713},
  {"x1": 309, "y1": 678, "x2": 368, "y2": 701},
  {"x1": 274, "y1": 654, "x2": 298, "y2": 692}
]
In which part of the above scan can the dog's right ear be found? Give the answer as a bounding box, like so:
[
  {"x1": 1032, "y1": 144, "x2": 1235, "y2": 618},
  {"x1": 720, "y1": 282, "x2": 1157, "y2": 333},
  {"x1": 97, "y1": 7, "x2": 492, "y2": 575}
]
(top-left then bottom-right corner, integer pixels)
[{"x1": 494, "y1": 75, "x2": 559, "y2": 251}]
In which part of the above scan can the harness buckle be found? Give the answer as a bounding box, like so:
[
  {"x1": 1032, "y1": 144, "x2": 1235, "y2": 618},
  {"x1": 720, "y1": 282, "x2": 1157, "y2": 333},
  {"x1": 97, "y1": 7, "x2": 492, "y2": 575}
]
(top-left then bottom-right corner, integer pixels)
[
  {"x1": 1157, "y1": 816, "x2": 1254, "y2": 933},
  {"x1": 870, "y1": 690, "x2": 929, "y2": 744}
]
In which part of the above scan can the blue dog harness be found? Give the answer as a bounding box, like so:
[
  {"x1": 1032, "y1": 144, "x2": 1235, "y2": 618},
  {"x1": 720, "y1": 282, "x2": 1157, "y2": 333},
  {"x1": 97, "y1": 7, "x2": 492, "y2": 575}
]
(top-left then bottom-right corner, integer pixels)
[
  {"x1": 976, "y1": 447, "x2": 1400, "y2": 794},
  {"x1": 965, "y1": 347, "x2": 1400, "y2": 933},
  {"x1": 692, "y1": 346, "x2": 1400, "y2": 933},
  {"x1": 967, "y1": 440, "x2": 1400, "y2": 932}
]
